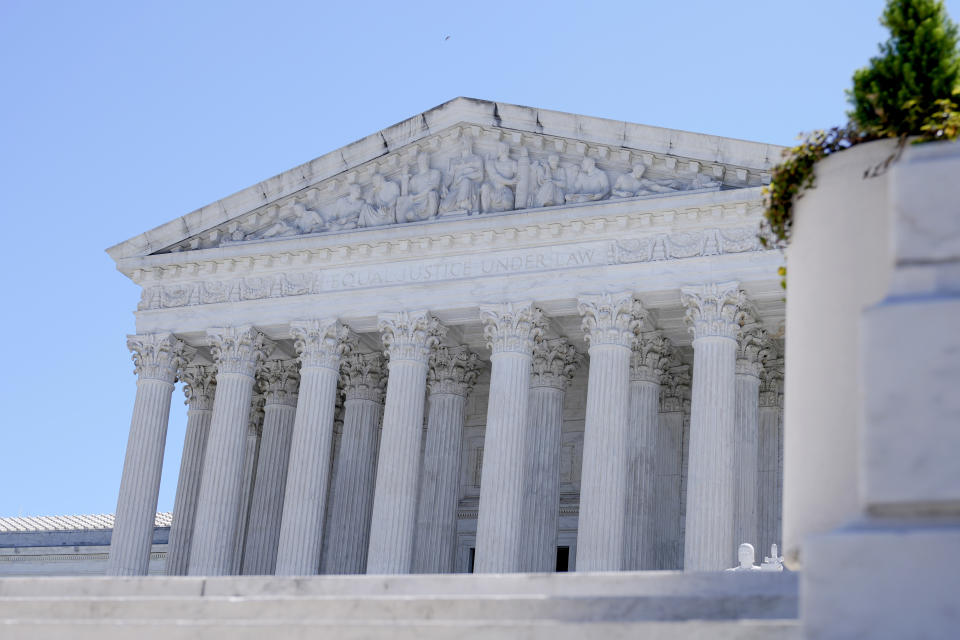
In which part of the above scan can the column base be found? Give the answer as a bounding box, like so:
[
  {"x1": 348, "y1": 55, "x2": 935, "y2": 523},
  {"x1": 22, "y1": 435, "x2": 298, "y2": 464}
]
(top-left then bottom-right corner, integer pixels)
[{"x1": 802, "y1": 519, "x2": 960, "y2": 639}]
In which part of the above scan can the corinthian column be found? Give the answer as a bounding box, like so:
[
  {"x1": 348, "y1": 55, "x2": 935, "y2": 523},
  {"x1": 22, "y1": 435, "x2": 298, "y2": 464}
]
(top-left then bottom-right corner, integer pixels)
[
  {"x1": 367, "y1": 311, "x2": 445, "y2": 574},
  {"x1": 165, "y1": 364, "x2": 216, "y2": 576},
  {"x1": 275, "y1": 319, "x2": 353, "y2": 576},
  {"x1": 654, "y1": 363, "x2": 690, "y2": 570},
  {"x1": 188, "y1": 326, "x2": 272, "y2": 576},
  {"x1": 757, "y1": 355, "x2": 784, "y2": 558},
  {"x1": 522, "y1": 338, "x2": 581, "y2": 573},
  {"x1": 733, "y1": 321, "x2": 767, "y2": 555},
  {"x1": 474, "y1": 302, "x2": 543, "y2": 573},
  {"x1": 414, "y1": 346, "x2": 481, "y2": 574},
  {"x1": 681, "y1": 282, "x2": 744, "y2": 571},
  {"x1": 232, "y1": 392, "x2": 264, "y2": 574},
  {"x1": 242, "y1": 359, "x2": 299, "y2": 575},
  {"x1": 322, "y1": 353, "x2": 386, "y2": 575},
  {"x1": 625, "y1": 333, "x2": 670, "y2": 570},
  {"x1": 108, "y1": 333, "x2": 192, "y2": 576},
  {"x1": 576, "y1": 293, "x2": 643, "y2": 571}
]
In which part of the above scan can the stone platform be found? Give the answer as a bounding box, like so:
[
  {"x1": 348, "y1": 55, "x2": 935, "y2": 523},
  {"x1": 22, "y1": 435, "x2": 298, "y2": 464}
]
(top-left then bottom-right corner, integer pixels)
[{"x1": 0, "y1": 571, "x2": 798, "y2": 639}]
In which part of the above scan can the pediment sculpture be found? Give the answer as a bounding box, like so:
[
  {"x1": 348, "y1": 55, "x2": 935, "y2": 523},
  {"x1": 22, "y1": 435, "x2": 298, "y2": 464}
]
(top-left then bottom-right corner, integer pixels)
[{"x1": 177, "y1": 131, "x2": 728, "y2": 252}]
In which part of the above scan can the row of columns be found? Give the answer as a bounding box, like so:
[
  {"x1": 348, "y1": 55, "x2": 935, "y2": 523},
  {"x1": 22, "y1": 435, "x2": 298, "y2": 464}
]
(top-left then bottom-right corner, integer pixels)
[{"x1": 108, "y1": 284, "x2": 781, "y2": 577}]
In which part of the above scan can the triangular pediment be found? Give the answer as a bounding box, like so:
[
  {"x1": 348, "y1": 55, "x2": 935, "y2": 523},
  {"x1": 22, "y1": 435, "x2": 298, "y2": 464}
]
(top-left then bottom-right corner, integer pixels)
[{"x1": 106, "y1": 98, "x2": 783, "y2": 260}]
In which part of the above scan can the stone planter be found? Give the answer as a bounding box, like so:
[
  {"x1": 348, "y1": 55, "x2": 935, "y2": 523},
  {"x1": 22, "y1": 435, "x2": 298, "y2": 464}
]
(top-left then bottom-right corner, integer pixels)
[{"x1": 781, "y1": 138, "x2": 900, "y2": 568}]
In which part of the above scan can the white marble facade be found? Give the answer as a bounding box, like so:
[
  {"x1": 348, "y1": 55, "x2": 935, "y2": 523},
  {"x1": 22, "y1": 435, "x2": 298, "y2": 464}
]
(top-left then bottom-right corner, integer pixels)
[{"x1": 105, "y1": 98, "x2": 786, "y2": 576}]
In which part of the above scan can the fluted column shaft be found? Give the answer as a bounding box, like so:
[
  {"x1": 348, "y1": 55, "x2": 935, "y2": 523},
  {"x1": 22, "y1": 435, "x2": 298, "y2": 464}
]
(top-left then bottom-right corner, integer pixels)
[
  {"x1": 242, "y1": 359, "x2": 299, "y2": 575},
  {"x1": 367, "y1": 311, "x2": 444, "y2": 574},
  {"x1": 415, "y1": 393, "x2": 468, "y2": 573},
  {"x1": 681, "y1": 283, "x2": 744, "y2": 571},
  {"x1": 475, "y1": 303, "x2": 543, "y2": 573},
  {"x1": 654, "y1": 406, "x2": 685, "y2": 569},
  {"x1": 626, "y1": 378, "x2": 661, "y2": 569},
  {"x1": 189, "y1": 326, "x2": 272, "y2": 576},
  {"x1": 243, "y1": 402, "x2": 296, "y2": 574},
  {"x1": 108, "y1": 333, "x2": 192, "y2": 576},
  {"x1": 522, "y1": 339, "x2": 581, "y2": 573},
  {"x1": 733, "y1": 368, "x2": 761, "y2": 551},
  {"x1": 323, "y1": 353, "x2": 386, "y2": 575},
  {"x1": 165, "y1": 365, "x2": 216, "y2": 575},
  {"x1": 757, "y1": 360, "x2": 784, "y2": 557},
  {"x1": 576, "y1": 293, "x2": 643, "y2": 572},
  {"x1": 275, "y1": 319, "x2": 353, "y2": 576},
  {"x1": 232, "y1": 396, "x2": 263, "y2": 574}
]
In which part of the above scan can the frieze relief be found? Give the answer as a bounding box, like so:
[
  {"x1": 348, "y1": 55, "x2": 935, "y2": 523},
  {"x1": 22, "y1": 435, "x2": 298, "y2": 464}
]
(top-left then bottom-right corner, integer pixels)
[
  {"x1": 164, "y1": 127, "x2": 747, "y2": 254},
  {"x1": 138, "y1": 224, "x2": 766, "y2": 311}
]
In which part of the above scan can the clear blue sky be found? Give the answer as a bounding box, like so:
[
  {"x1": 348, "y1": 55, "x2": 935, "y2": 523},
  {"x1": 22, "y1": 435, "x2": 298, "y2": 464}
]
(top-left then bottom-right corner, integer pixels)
[{"x1": 1, "y1": 0, "x2": 956, "y2": 517}]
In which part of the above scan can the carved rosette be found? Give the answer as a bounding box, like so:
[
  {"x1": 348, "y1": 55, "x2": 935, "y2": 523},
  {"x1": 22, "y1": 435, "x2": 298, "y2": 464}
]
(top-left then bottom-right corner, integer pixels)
[
  {"x1": 736, "y1": 324, "x2": 769, "y2": 379},
  {"x1": 480, "y1": 302, "x2": 544, "y2": 355},
  {"x1": 207, "y1": 326, "x2": 274, "y2": 378},
  {"x1": 377, "y1": 310, "x2": 446, "y2": 364},
  {"x1": 759, "y1": 358, "x2": 784, "y2": 407},
  {"x1": 530, "y1": 338, "x2": 583, "y2": 390},
  {"x1": 630, "y1": 332, "x2": 672, "y2": 383},
  {"x1": 428, "y1": 345, "x2": 482, "y2": 396},
  {"x1": 660, "y1": 362, "x2": 692, "y2": 413},
  {"x1": 680, "y1": 281, "x2": 745, "y2": 340},
  {"x1": 127, "y1": 333, "x2": 194, "y2": 384},
  {"x1": 577, "y1": 292, "x2": 644, "y2": 349},
  {"x1": 258, "y1": 359, "x2": 301, "y2": 407},
  {"x1": 180, "y1": 364, "x2": 217, "y2": 410},
  {"x1": 290, "y1": 319, "x2": 355, "y2": 370},
  {"x1": 340, "y1": 352, "x2": 387, "y2": 403}
]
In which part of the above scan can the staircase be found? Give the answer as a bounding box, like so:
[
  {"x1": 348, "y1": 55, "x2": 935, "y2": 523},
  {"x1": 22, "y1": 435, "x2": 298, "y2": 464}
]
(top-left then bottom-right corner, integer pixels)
[{"x1": 0, "y1": 571, "x2": 800, "y2": 639}]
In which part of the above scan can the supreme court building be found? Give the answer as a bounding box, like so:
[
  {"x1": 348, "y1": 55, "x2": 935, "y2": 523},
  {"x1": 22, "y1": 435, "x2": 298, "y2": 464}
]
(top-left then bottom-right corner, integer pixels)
[{"x1": 104, "y1": 98, "x2": 786, "y2": 578}]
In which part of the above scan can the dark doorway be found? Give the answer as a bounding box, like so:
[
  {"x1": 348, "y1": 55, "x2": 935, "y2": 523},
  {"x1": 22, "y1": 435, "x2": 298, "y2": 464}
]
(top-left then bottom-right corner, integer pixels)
[{"x1": 556, "y1": 546, "x2": 570, "y2": 572}]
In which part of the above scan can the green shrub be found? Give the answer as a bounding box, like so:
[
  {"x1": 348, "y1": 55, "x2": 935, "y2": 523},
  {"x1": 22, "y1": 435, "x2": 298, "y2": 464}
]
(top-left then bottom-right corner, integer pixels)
[{"x1": 762, "y1": 0, "x2": 960, "y2": 250}]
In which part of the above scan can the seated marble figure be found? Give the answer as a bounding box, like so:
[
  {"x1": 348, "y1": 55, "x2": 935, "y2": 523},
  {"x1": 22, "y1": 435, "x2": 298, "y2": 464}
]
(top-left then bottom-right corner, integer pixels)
[
  {"x1": 530, "y1": 154, "x2": 566, "y2": 208},
  {"x1": 480, "y1": 142, "x2": 517, "y2": 213},
  {"x1": 359, "y1": 173, "x2": 400, "y2": 228},
  {"x1": 564, "y1": 157, "x2": 610, "y2": 203},
  {"x1": 440, "y1": 139, "x2": 484, "y2": 214},
  {"x1": 396, "y1": 152, "x2": 441, "y2": 223}
]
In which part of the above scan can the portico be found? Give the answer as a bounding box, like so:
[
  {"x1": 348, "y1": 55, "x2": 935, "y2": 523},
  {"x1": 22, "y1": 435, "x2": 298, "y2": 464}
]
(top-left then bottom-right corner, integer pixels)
[{"x1": 105, "y1": 98, "x2": 786, "y2": 577}]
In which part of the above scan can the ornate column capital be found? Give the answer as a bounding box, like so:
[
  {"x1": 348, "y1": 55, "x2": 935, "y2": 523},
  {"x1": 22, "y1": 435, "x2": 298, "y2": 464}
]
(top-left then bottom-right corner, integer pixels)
[
  {"x1": 249, "y1": 392, "x2": 265, "y2": 437},
  {"x1": 207, "y1": 326, "x2": 274, "y2": 377},
  {"x1": 530, "y1": 338, "x2": 583, "y2": 390},
  {"x1": 341, "y1": 352, "x2": 387, "y2": 403},
  {"x1": 428, "y1": 345, "x2": 482, "y2": 396},
  {"x1": 759, "y1": 357, "x2": 784, "y2": 407},
  {"x1": 180, "y1": 364, "x2": 217, "y2": 410},
  {"x1": 736, "y1": 324, "x2": 770, "y2": 378},
  {"x1": 127, "y1": 333, "x2": 194, "y2": 384},
  {"x1": 290, "y1": 319, "x2": 354, "y2": 370},
  {"x1": 479, "y1": 302, "x2": 544, "y2": 355},
  {"x1": 577, "y1": 292, "x2": 644, "y2": 349},
  {"x1": 680, "y1": 281, "x2": 745, "y2": 340},
  {"x1": 630, "y1": 332, "x2": 672, "y2": 383},
  {"x1": 377, "y1": 310, "x2": 446, "y2": 363},
  {"x1": 258, "y1": 359, "x2": 301, "y2": 407},
  {"x1": 660, "y1": 362, "x2": 691, "y2": 413}
]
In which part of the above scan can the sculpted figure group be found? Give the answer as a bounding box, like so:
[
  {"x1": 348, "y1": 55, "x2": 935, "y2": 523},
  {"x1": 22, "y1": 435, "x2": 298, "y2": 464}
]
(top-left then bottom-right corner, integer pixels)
[{"x1": 243, "y1": 137, "x2": 722, "y2": 243}]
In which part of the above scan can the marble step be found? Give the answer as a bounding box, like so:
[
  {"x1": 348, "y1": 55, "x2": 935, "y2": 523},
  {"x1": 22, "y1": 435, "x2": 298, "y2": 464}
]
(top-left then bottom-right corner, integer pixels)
[
  {"x1": 0, "y1": 571, "x2": 799, "y2": 639},
  {"x1": 0, "y1": 619, "x2": 801, "y2": 640}
]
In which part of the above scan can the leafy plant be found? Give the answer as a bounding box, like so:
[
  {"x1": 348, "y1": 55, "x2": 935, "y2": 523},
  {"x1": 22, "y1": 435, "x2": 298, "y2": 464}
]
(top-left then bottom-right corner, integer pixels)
[{"x1": 761, "y1": 0, "x2": 960, "y2": 250}]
